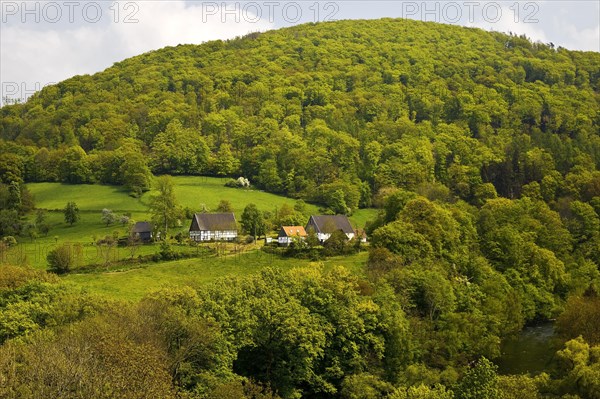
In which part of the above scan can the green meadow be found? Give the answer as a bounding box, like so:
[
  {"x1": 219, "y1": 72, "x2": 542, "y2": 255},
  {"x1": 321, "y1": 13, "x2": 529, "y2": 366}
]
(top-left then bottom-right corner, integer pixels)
[
  {"x1": 27, "y1": 176, "x2": 377, "y2": 230},
  {"x1": 64, "y1": 251, "x2": 368, "y2": 301},
  {"x1": 10, "y1": 177, "x2": 375, "y2": 300}
]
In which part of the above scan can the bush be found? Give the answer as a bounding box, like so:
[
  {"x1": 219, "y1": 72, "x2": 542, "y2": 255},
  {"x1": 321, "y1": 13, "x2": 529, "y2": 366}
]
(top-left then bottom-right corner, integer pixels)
[
  {"x1": 225, "y1": 176, "x2": 251, "y2": 188},
  {"x1": 47, "y1": 244, "x2": 74, "y2": 274},
  {"x1": 2, "y1": 236, "x2": 17, "y2": 247},
  {"x1": 323, "y1": 230, "x2": 353, "y2": 256}
]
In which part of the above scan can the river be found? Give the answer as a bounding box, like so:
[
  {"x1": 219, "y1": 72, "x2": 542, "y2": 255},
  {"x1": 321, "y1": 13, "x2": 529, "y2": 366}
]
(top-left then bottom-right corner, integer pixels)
[{"x1": 496, "y1": 322, "x2": 563, "y2": 375}]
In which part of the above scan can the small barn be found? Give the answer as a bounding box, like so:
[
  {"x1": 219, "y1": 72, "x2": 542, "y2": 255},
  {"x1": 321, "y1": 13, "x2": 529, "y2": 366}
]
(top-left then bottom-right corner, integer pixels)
[
  {"x1": 278, "y1": 226, "x2": 307, "y2": 246},
  {"x1": 189, "y1": 213, "x2": 238, "y2": 242},
  {"x1": 305, "y1": 215, "x2": 355, "y2": 243},
  {"x1": 132, "y1": 221, "x2": 153, "y2": 242}
]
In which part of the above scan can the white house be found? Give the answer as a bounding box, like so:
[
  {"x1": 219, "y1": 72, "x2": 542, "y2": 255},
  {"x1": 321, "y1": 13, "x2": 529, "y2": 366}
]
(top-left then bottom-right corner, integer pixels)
[
  {"x1": 305, "y1": 215, "x2": 355, "y2": 243},
  {"x1": 278, "y1": 226, "x2": 307, "y2": 246},
  {"x1": 189, "y1": 213, "x2": 238, "y2": 242}
]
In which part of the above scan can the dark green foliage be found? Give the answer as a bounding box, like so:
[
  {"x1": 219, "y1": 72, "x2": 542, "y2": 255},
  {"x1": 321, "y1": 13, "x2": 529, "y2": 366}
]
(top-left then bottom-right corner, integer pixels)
[
  {"x1": 323, "y1": 230, "x2": 352, "y2": 256},
  {"x1": 241, "y1": 203, "x2": 265, "y2": 238},
  {"x1": 197, "y1": 267, "x2": 409, "y2": 398},
  {"x1": 0, "y1": 210, "x2": 20, "y2": 237},
  {"x1": 556, "y1": 295, "x2": 600, "y2": 345},
  {"x1": 158, "y1": 241, "x2": 176, "y2": 261},
  {"x1": 62, "y1": 202, "x2": 79, "y2": 226}
]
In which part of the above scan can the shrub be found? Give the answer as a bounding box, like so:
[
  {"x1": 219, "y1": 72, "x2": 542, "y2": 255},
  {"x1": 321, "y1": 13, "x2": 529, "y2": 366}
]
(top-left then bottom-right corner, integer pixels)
[
  {"x1": 2, "y1": 236, "x2": 17, "y2": 247},
  {"x1": 225, "y1": 176, "x2": 251, "y2": 188},
  {"x1": 47, "y1": 244, "x2": 74, "y2": 274}
]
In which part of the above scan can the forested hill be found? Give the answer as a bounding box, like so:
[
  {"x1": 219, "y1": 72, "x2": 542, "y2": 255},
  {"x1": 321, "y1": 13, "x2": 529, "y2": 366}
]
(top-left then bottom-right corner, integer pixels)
[
  {"x1": 1, "y1": 18, "x2": 599, "y2": 208},
  {"x1": 3, "y1": 19, "x2": 600, "y2": 399}
]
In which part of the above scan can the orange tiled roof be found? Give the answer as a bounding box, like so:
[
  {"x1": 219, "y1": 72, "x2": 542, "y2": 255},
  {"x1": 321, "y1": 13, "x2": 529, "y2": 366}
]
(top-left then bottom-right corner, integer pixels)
[{"x1": 281, "y1": 226, "x2": 307, "y2": 237}]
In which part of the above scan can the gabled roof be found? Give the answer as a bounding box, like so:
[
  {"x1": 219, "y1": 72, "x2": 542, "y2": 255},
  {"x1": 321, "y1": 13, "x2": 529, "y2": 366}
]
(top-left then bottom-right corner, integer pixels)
[
  {"x1": 190, "y1": 213, "x2": 237, "y2": 231},
  {"x1": 355, "y1": 228, "x2": 367, "y2": 238},
  {"x1": 307, "y1": 215, "x2": 354, "y2": 234},
  {"x1": 279, "y1": 226, "x2": 307, "y2": 237},
  {"x1": 132, "y1": 221, "x2": 152, "y2": 233}
]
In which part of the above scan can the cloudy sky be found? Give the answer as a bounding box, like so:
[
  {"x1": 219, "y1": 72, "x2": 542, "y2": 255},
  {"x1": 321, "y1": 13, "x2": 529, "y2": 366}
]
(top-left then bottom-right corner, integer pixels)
[{"x1": 1, "y1": 0, "x2": 599, "y2": 105}]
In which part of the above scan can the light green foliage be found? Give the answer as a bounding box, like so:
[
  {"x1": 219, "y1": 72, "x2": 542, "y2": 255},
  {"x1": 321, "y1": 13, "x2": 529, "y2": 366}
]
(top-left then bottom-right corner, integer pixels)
[
  {"x1": 382, "y1": 189, "x2": 418, "y2": 224},
  {"x1": 0, "y1": 265, "x2": 101, "y2": 344},
  {"x1": 554, "y1": 337, "x2": 600, "y2": 399},
  {"x1": 1, "y1": 18, "x2": 598, "y2": 210},
  {"x1": 340, "y1": 373, "x2": 394, "y2": 399},
  {"x1": 213, "y1": 143, "x2": 239, "y2": 176},
  {"x1": 275, "y1": 202, "x2": 305, "y2": 227},
  {"x1": 0, "y1": 17, "x2": 599, "y2": 399},
  {"x1": 477, "y1": 197, "x2": 574, "y2": 321},
  {"x1": 149, "y1": 175, "x2": 182, "y2": 236},
  {"x1": 497, "y1": 374, "x2": 542, "y2": 399},
  {"x1": 101, "y1": 208, "x2": 117, "y2": 226},
  {"x1": 370, "y1": 221, "x2": 432, "y2": 263},
  {"x1": 389, "y1": 384, "x2": 454, "y2": 399},
  {"x1": 454, "y1": 357, "x2": 499, "y2": 399},
  {"x1": 257, "y1": 159, "x2": 283, "y2": 193},
  {"x1": 118, "y1": 146, "x2": 153, "y2": 196},
  {"x1": 151, "y1": 119, "x2": 210, "y2": 175},
  {"x1": 215, "y1": 199, "x2": 234, "y2": 213},
  {"x1": 47, "y1": 243, "x2": 77, "y2": 274}
]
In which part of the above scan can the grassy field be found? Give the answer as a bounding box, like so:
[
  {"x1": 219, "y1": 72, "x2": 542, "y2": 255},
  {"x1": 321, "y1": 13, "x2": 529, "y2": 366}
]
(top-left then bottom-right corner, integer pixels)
[
  {"x1": 5, "y1": 212, "x2": 149, "y2": 269},
  {"x1": 13, "y1": 177, "x2": 374, "y2": 300},
  {"x1": 27, "y1": 176, "x2": 318, "y2": 215},
  {"x1": 64, "y1": 250, "x2": 368, "y2": 301},
  {"x1": 26, "y1": 183, "x2": 148, "y2": 212},
  {"x1": 162, "y1": 176, "x2": 320, "y2": 215},
  {"x1": 26, "y1": 176, "x2": 377, "y2": 228}
]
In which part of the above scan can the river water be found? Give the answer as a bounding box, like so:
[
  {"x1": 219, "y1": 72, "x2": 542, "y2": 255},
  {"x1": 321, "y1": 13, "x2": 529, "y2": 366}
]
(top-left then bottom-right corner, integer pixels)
[{"x1": 496, "y1": 322, "x2": 562, "y2": 375}]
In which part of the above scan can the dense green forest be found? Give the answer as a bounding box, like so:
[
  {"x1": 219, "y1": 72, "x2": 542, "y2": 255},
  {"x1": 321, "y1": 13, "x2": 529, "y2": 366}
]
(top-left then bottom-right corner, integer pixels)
[
  {"x1": 1, "y1": 18, "x2": 599, "y2": 207},
  {"x1": 1, "y1": 17, "x2": 600, "y2": 399}
]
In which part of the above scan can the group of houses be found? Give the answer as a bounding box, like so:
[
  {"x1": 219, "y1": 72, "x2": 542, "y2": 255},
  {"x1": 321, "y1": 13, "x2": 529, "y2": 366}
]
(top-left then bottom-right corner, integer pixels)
[
  {"x1": 132, "y1": 213, "x2": 366, "y2": 245},
  {"x1": 278, "y1": 215, "x2": 364, "y2": 245}
]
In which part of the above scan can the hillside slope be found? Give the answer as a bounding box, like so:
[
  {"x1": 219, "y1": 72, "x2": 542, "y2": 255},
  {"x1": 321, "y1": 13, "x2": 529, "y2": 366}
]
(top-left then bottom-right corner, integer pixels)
[{"x1": 1, "y1": 18, "x2": 599, "y2": 207}]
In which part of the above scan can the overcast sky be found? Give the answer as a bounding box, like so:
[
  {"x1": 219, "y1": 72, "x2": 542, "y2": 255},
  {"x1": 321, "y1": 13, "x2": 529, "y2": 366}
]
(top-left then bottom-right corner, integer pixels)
[{"x1": 1, "y1": 0, "x2": 599, "y2": 105}]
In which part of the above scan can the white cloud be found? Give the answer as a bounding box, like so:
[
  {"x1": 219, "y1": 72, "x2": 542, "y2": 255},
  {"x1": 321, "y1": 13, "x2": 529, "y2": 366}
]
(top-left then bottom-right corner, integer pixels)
[
  {"x1": 1, "y1": 0, "x2": 598, "y2": 106},
  {"x1": 1, "y1": 0, "x2": 273, "y2": 104},
  {"x1": 548, "y1": 18, "x2": 600, "y2": 52},
  {"x1": 465, "y1": 1, "x2": 598, "y2": 51},
  {"x1": 465, "y1": 2, "x2": 549, "y2": 43},
  {"x1": 112, "y1": 1, "x2": 271, "y2": 55}
]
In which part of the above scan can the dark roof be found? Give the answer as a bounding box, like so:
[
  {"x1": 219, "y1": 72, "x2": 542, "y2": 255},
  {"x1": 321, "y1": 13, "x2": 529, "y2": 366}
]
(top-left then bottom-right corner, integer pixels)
[
  {"x1": 190, "y1": 213, "x2": 237, "y2": 231},
  {"x1": 307, "y1": 215, "x2": 354, "y2": 234},
  {"x1": 132, "y1": 221, "x2": 152, "y2": 233}
]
